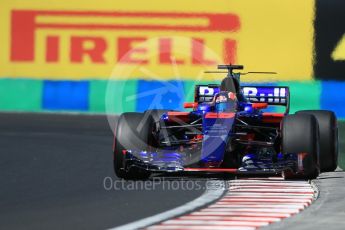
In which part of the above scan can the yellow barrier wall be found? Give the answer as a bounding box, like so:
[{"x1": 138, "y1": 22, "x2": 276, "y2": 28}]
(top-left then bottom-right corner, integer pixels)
[{"x1": 0, "y1": 0, "x2": 314, "y2": 81}]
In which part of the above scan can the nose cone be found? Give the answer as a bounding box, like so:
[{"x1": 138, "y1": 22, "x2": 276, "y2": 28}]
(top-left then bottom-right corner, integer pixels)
[{"x1": 201, "y1": 112, "x2": 235, "y2": 166}]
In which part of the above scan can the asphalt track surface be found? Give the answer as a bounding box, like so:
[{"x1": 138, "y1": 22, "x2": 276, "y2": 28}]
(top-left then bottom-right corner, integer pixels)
[
  {"x1": 0, "y1": 113, "x2": 205, "y2": 230},
  {"x1": 1, "y1": 113, "x2": 345, "y2": 230}
]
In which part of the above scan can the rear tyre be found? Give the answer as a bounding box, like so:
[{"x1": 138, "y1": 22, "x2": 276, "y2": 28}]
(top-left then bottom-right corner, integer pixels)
[
  {"x1": 282, "y1": 114, "x2": 320, "y2": 179},
  {"x1": 296, "y1": 110, "x2": 338, "y2": 172},
  {"x1": 113, "y1": 112, "x2": 152, "y2": 180}
]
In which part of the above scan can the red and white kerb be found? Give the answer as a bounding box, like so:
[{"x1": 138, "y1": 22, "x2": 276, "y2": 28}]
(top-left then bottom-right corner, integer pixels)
[{"x1": 147, "y1": 177, "x2": 316, "y2": 230}]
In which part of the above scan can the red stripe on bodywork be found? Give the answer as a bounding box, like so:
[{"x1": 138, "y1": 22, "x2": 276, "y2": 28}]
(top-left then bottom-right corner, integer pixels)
[
  {"x1": 252, "y1": 103, "x2": 268, "y2": 109},
  {"x1": 167, "y1": 111, "x2": 190, "y2": 122},
  {"x1": 205, "y1": 112, "x2": 235, "y2": 119},
  {"x1": 262, "y1": 113, "x2": 284, "y2": 123},
  {"x1": 184, "y1": 102, "x2": 198, "y2": 109},
  {"x1": 184, "y1": 168, "x2": 237, "y2": 173}
]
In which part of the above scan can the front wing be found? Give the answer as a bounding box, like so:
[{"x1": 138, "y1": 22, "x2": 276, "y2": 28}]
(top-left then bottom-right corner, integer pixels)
[{"x1": 122, "y1": 150, "x2": 299, "y2": 176}]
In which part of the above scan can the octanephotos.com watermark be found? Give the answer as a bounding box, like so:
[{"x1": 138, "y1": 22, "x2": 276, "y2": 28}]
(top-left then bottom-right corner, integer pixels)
[{"x1": 103, "y1": 177, "x2": 228, "y2": 191}]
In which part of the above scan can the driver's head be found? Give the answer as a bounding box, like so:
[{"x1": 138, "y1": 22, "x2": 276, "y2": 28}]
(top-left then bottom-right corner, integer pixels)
[{"x1": 214, "y1": 92, "x2": 236, "y2": 112}]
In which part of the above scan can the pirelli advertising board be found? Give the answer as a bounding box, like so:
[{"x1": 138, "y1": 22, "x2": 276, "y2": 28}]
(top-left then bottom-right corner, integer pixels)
[{"x1": 0, "y1": 0, "x2": 315, "y2": 81}]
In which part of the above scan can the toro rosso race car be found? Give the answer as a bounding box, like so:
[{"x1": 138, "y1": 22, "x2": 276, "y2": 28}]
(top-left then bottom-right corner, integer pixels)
[{"x1": 113, "y1": 65, "x2": 338, "y2": 180}]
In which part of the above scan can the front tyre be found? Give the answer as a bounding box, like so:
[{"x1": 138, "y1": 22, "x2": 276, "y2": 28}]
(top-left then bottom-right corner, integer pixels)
[{"x1": 113, "y1": 112, "x2": 152, "y2": 180}]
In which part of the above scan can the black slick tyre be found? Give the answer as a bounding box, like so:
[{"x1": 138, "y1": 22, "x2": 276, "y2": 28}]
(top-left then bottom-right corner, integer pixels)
[
  {"x1": 113, "y1": 112, "x2": 152, "y2": 180},
  {"x1": 296, "y1": 110, "x2": 338, "y2": 172},
  {"x1": 282, "y1": 114, "x2": 320, "y2": 179}
]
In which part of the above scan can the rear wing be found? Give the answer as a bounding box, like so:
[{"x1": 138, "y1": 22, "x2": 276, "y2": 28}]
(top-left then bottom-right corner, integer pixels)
[
  {"x1": 194, "y1": 84, "x2": 290, "y2": 113},
  {"x1": 194, "y1": 84, "x2": 220, "y2": 103}
]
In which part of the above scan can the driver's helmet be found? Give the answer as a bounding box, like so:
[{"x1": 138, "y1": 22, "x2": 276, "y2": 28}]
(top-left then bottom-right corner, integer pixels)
[{"x1": 214, "y1": 91, "x2": 236, "y2": 112}]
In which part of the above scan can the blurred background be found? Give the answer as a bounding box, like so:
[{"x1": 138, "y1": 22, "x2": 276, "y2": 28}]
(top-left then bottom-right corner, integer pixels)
[{"x1": 1, "y1": 0, "x2": 344, "y2": 166}]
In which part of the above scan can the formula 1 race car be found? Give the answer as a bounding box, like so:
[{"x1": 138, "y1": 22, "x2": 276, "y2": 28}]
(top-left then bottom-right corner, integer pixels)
[{"x1": 113, "y1": 65, "x2": 338, "y2": 180}]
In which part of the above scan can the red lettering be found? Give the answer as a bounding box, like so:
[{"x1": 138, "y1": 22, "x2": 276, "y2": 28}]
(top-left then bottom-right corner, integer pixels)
[
  {"x1": 10, "y1": 10, "x2": 240, "y2": 65},
  {"x1": 11, "y1": 10, "x2": 36, "y2": 61},
  {"x1": 159, "y1": 38, "x2": 184, "y2": 64},
  {"x1": 70, "y1": 36, "x2": 107, "y2": 63},
  {"x1": 118, "y1": 37, "x2": 148, "y2": 64},
  {"x1": 46, "y1": 36, "x2": 59, "y2": 62},
  {"x1": 191, "y1": 38, "x2": 217, "y2": 65},
  {"x1": 223, "y1": 39, "x2": 237, "y2": 64}
]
